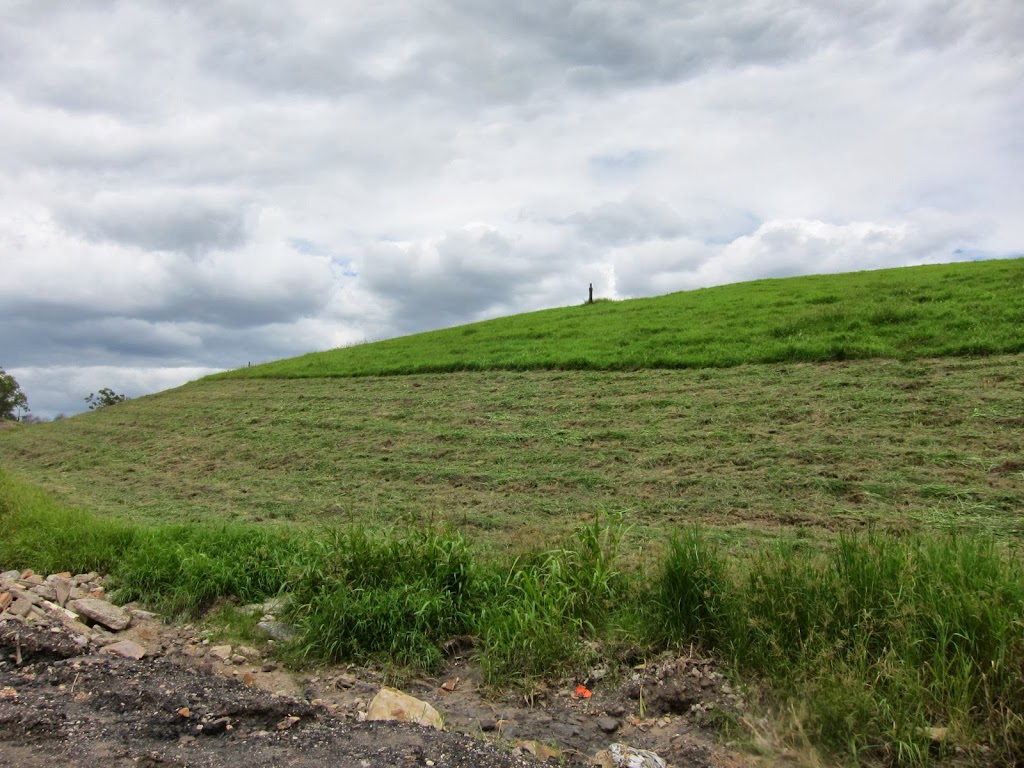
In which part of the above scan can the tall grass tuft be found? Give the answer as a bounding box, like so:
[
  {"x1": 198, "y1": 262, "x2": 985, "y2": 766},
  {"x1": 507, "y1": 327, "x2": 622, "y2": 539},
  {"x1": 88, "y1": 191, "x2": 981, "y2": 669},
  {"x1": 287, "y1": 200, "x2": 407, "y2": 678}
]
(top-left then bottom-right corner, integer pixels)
[
  {"x1": 474, "y1": 514, "x2": 629, "y2": 684},
  {"x1": 654, "y1": 528, "x2": 1024, "y2": 765},
  {"x1": 655, "y1": 528, "x2": 734, "y2": 651},
  {"x1": 283, "y1": 527, "x2": 477, "y2": 670}
]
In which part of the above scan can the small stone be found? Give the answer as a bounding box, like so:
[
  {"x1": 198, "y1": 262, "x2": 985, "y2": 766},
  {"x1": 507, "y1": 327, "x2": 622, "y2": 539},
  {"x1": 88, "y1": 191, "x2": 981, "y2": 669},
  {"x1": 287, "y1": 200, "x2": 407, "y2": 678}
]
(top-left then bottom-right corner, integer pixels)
[
  {"x1": 230, "y1": 654, "x2": 247, "y2": 665},
  {"x1": 130, "y1": 609, "x2": 159, "y2": 620},
  {"x1": 515, "y1": 740, "x2": 561, "y2": 763},
  {"x1": 480, "y1": 720, "x2": 497, "y2": 732},
  {"x1": 0, "y1": 571, "x2": 20, "y2": 583},
  {"x1": 9, "y1": 598, "x2": 32, "y2": 617},
  {"x1": 242, "y1": 672, "x2": 255, "y2": 687},
  {"x1": 237, "y1": 645, "x2": 260, "y2": 659},
  {"x1": 70, "y1": 597, "x2": 131, "y2": 631},
  {"x1": 366, "y1": 687, "x2": 443, "y2": 730},
  {"x1": 52, "y1": 578, "x2": 72, "y2": 607},
  {"x1": 262, "y1": 662, "x2": 278, "y2": 673},
  {"x1": 276, "y1": 716, "x2": 301, "y2": 731},
  {"x1": 209, "y1": 645, "x2": 233, "y2": 662},
  {"x1": 335, "y1": 675, "x2": 355, "y2": 689},
  {"x1": 0, "y1": 592, "x2": 11, "y2": 613},
  {"x1": 596, "y1": 717, "x2": 620, "y2": 734},
  {"x1": 201, "y1": 717, "x2": 231, "y2": 736},
  {"x1": 30, "y1": 584, "x2": 57, "y2": 601},
  {"x1": 178, "y1": 707, "x2": 191, "y2": 718},
  {"x1": 592, "y1": 744, "x2": 667, "y2": 768},
  {"x1": 101, "y1": 640, "x2": 147, "y2": 660}
]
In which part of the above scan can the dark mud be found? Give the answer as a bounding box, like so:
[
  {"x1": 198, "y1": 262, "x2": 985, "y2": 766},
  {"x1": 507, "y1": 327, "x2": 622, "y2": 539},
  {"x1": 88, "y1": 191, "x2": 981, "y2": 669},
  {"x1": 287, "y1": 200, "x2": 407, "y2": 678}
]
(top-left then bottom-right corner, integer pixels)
[{"x1": 1, "y1": 615, "x2": 750, "y2": 768}]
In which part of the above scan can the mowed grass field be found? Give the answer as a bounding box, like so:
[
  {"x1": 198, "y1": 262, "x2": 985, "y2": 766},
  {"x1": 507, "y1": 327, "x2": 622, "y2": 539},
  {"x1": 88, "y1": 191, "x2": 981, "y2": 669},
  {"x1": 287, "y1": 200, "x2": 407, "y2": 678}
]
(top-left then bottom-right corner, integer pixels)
[
  {"x1": 3, "y1": 257, "x2": 1024, "y2": 765},
  {"x1": 1, "y1": 355, "x2": 1022, "y2": 552}
]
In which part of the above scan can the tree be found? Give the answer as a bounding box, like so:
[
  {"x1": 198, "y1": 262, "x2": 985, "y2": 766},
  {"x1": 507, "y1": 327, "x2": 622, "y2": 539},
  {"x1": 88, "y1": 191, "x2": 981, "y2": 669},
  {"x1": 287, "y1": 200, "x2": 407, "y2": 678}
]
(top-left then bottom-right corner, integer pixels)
[
  {"x1": 85, "y1": 388, "x2": 129, "y2": 410},
  {"x1": 0, "y1": 368, "x2": 29, "y2": 421}
]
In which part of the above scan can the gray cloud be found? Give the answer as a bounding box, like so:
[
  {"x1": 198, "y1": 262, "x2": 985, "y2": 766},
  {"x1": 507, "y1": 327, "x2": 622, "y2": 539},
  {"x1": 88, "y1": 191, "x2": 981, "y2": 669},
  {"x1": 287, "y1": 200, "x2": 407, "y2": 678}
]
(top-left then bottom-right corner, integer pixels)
[
  {"x1": 0, "y1": 0, "x2": 1020, "y2": 418},
  {"x1": 56, "y1": 192, "x2": 252, "y2": 255}
]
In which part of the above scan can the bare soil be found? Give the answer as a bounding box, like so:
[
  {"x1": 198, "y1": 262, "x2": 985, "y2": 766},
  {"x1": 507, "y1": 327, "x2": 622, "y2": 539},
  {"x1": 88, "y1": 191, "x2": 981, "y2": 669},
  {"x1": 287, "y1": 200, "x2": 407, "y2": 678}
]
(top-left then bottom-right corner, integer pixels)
[{"x1": 0, "y1": 613, "x2": 752, "y2": 768}]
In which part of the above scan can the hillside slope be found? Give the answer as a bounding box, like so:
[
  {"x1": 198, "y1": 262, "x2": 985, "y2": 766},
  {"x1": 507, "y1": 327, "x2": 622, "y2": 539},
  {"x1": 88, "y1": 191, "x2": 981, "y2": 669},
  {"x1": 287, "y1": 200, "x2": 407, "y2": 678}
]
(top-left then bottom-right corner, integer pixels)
[{"x1": 217, "y1": 258, "x2": 1024, "y2": 379}]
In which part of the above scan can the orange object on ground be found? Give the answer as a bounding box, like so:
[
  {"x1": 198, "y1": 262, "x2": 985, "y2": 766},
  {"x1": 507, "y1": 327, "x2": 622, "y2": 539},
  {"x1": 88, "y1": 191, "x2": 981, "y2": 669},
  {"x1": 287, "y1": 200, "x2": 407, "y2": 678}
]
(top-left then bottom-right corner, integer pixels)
[{"x1": 575, "y1": 684, "x2": 592, "y2": 698}]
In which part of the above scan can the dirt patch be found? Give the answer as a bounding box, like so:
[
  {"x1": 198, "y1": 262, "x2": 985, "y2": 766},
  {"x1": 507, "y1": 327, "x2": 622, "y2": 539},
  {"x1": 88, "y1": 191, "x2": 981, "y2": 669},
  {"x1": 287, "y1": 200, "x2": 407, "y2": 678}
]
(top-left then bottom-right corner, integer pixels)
[{"x1": 1, "y1": 612, "x2": 750, "y2": 767}]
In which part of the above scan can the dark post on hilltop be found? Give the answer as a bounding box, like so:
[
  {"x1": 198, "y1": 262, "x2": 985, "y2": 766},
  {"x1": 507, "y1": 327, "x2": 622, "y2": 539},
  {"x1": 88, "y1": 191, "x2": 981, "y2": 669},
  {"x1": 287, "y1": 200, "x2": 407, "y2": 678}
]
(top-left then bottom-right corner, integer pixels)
[{"x1": 588, "y1": 283, "x2": 593, "y2": 304}]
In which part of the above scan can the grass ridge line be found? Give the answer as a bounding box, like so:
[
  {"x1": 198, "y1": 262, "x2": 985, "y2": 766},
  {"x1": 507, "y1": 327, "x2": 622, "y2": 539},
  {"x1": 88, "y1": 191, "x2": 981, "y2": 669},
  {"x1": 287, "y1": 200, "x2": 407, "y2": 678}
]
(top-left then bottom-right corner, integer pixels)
[{"x1": 213, "y1": 257, "x2": 1024, "y2": 380}]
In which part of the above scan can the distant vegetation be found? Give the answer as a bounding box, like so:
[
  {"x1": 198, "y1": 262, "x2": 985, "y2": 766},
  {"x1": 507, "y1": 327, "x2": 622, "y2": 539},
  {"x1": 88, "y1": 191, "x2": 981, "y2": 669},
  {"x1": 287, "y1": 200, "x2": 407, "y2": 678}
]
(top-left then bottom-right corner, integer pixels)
[
  {"x1": 216, "y1": 258, "x2": 1024, "y2": 379},
  {"x1": 2, "y1": 257, "x2": 1024, "y2": 766}
]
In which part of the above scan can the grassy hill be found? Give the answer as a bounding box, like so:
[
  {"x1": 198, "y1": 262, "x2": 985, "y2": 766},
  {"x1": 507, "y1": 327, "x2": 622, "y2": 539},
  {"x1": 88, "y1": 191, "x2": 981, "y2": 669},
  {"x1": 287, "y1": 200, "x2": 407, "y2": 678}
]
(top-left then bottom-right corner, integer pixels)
[
  {"x1": 217, "y1": 258, "x2": 1024, "y2": 379},
  {"x1": 2, "y1": 257, "x2": 1021, "y2": 548},
  {"x1": 2, "y1": 257, "x2": 1024, "y2": 765}
]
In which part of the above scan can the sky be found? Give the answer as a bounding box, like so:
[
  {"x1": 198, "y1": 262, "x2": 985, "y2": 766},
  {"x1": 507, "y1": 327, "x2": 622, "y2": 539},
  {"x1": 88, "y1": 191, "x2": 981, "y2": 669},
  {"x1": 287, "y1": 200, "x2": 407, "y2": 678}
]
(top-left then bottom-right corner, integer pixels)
[{"x1": 2, "y1": 1, "x2": 1022, "y2": 419}]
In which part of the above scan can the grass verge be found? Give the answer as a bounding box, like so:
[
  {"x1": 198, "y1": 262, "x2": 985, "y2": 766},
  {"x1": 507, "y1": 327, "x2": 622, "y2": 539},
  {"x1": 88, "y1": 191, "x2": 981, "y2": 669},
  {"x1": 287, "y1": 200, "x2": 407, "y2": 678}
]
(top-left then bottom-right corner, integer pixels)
[{"x1": 3, "y1": 469, "x2": 1023, "y2": 765}]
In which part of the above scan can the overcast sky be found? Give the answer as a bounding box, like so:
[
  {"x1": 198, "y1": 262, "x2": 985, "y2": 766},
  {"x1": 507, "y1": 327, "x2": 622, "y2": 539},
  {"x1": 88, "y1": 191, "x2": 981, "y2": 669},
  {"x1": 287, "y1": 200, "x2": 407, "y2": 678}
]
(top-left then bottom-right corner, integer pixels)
[{"x1": 2, "y1": 1, "x2": 1022, "y2": 418}]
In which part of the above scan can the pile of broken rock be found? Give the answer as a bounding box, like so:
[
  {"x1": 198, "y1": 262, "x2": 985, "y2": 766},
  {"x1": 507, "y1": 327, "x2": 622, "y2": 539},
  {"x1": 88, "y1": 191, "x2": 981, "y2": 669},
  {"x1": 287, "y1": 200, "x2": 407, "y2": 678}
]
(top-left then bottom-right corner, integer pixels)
[{"x1": 0, "y1": 568, "x2": 152, "y2": 660}]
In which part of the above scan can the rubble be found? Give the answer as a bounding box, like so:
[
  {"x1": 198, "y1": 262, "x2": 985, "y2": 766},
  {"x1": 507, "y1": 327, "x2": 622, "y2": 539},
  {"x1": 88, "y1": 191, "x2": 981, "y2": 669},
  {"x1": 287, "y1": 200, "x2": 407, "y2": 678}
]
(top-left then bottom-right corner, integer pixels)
[{"x1": 0, "y1": 568, "x2": 136, "y2": 650}]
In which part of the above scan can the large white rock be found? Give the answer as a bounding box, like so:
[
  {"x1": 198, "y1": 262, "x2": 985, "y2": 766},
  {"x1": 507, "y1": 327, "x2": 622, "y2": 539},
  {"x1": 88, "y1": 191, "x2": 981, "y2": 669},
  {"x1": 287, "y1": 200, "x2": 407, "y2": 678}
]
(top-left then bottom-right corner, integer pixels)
[{"x1": 366, "y1": 687, "x2": 443, "y2": 730}]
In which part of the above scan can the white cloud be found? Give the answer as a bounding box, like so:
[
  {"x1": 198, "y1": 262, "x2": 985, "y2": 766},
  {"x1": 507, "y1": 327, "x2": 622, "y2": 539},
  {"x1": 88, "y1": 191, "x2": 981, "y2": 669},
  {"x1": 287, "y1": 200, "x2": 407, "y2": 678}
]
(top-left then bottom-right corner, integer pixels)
[{"x1": 0, "y1": 0, "x2": 1020, "y2": 417}]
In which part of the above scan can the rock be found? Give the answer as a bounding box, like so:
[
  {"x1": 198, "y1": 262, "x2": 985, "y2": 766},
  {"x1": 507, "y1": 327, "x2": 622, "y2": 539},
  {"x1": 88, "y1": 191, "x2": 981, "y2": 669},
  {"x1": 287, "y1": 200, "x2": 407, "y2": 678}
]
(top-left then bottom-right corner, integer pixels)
[
  {"x1": 0, "y1": 592, "x2": 11, "y2": 613},
  {"x1": 70, "y1": 597, "x2": 131, "y2": 631},
  {"x1": 257, "y1": 617, "x2": 295, "y2": 641},
  {"x1": 52, "y1": 578, "x2": 72, "y2": 607},
  {"x1": 366, "y1": 687, "x2": 444, "y2": 730},
  {"x1": 201, "y1": 717, "x2": 231, "y2": 736},
  {"x1": 276, "y1": 716, "x2": 301, "y2": 731},
  {"x1": 30, "y1": 584, "x2": 57, "y2": 602},
  {"x1": 236, "y1": 645, "x2": 260, "y2": 659},
  {"x1": 596, "y1": 717, "x2": 620, "y2": 734},
  {"x1": 130, "y1": 609, "x2": 159, "y2": 620},
  {"x1": 0, "y1": 570, "x2": 20, "y2": 583},
  {"x1": 9, "y1": 598, "x2": 32, "y2": 617},
  {"x1": 592, "y1": 744, "x2": 667, "y2": 768},
  {"x1": 241, "y1": 597, "x2": 287, "y2": 616},
  {"x1": 262, "y1": 662, "x2": 278, "y2": 673},
  {"x1": 209, "y1": 645, "x2": 233, "y2": 662},
  {"x1": 516, "y1": 740, "x2": 561, "y2": 762},
  {"x1": 101, "y1": 640, "x2": 147, "y2": 660}
]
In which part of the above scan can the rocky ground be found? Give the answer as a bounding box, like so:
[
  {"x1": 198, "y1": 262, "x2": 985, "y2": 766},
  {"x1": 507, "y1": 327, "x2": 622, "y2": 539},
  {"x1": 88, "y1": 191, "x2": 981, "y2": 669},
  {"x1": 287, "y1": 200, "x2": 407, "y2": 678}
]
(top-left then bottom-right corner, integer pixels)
[{"x1": 0, "y1": 570, "x2": 756, "y2": 768}]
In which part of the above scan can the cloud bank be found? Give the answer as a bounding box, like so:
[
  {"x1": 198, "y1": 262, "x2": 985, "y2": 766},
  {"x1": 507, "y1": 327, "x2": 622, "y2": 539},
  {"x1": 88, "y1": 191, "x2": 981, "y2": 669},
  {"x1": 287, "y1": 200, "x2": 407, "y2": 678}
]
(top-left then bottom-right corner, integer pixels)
[{"x1": 1, "y1": 1, "x2": 1021, "y2": 417}]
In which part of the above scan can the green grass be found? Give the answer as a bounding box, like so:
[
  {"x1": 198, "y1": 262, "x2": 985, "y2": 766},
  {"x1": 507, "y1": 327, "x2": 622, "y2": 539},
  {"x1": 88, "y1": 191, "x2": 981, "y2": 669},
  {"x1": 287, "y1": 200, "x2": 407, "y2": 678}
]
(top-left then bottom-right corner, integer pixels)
[
  {"x1": 215, "y1": 258, "x2": 1024, "y2": 379},
  {"x1": 3, "y1": 470, "x2": 1023, "y2": 765},
  {"x1": 653, "y1": 529, "x2": 1024, "y2": 765},
  {"x1": 3, "y1": 258, "x2": 1024, "y2": 764},
  {"x1": 2, "y1": 355, "x2": 1021, "y2": 553}
]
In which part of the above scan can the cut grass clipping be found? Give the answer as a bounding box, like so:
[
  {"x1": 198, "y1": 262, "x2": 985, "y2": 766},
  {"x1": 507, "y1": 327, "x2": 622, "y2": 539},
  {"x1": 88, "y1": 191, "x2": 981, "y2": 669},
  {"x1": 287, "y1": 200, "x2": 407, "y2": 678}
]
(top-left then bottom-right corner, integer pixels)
[{"x1": 4, "y1": 470, "x2": 1024, "y2": 766}]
